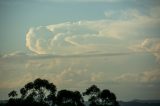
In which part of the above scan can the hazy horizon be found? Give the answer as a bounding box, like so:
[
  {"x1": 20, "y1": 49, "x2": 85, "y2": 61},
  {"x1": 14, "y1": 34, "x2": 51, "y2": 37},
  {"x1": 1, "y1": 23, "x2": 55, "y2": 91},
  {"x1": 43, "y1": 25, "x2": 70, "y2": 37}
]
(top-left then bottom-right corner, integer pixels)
[{"x1": 0, "y1": 0, "x2": 160, "y2": 101}]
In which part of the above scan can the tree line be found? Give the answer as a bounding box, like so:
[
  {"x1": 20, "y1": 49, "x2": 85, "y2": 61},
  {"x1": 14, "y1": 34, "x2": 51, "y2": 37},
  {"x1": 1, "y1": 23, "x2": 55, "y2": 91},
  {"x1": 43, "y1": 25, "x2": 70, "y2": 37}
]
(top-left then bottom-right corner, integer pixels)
[{"x1": 6, "y1": 78, "x2": 119, "y2": 106}]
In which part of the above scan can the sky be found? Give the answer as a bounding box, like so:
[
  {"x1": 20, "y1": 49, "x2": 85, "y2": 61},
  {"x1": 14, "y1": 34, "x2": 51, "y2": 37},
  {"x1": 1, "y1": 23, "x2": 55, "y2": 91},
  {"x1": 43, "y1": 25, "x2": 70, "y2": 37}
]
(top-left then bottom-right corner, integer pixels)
[{"x1": 0, "y1": 0, "x2": 160, "y2": 101}]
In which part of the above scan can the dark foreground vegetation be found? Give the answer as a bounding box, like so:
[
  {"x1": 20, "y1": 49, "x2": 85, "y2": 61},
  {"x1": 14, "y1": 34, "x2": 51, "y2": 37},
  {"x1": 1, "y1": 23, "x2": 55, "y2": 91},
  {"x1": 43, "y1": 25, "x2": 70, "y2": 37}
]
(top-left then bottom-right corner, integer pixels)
[
  {"x1": 3, "y1": 78, "x2": 119, "y2": 106},
  {"x1": 1, "y1": 100, "x2": 160, "y2": 106}
]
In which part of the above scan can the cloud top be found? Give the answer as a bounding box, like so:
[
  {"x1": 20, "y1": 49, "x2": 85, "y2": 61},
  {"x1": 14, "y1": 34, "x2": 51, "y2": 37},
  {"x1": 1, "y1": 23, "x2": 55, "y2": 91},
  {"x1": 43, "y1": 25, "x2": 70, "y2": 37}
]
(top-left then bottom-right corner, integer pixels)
[
  {"x1": 26, "y1": 21, "x2": 110, "y2": 55},
  {"x1": 26, "y1": 7, "x2": 160, "y2": 55}
]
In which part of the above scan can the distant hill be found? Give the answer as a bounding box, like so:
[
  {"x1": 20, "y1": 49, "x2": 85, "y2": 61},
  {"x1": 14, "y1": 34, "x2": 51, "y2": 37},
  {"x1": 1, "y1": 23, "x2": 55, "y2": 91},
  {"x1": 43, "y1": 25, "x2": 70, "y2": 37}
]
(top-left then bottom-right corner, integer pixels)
[
  {"x1": 131, "y1": 99, "x2": 160, "y2": 103},
  {"x1": 0, "y1": 100, "x2": 7, "y2": 104},
  {"x1": 1, "y1": 99, "x2": 160, "y2": 106},
  {"x1": 119, "y1": 100, "x2": 160, "y2": 106},
  {"x1": 0, "y1": 100, "x2": 7, "y2": 106},
  {"x1": 85, "y1": 100, "x2": 160, "y2": 106}
]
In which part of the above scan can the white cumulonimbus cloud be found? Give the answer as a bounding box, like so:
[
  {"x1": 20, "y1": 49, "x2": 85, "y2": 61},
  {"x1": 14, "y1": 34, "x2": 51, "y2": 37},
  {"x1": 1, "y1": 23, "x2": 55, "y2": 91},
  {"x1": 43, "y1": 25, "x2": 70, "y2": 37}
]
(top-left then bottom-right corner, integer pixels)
[
  {"x1": 26, "y1": 21, "x2": 103, "y2": 54},
  {"x1": 26, "y1": 8, "x2": 160, "y2": 55}
]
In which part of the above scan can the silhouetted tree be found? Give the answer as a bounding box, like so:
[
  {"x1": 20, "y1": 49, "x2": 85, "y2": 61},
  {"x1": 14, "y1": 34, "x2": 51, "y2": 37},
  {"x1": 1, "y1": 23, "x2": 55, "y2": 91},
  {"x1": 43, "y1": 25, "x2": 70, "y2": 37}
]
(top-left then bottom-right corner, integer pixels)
[
  {"x1": 73, "y1": 91, "x2": 85, "y2": 106},
  {"x1": 83, "y1": 85, "x2": 119, "y2": 106},
  {"x1": 83, "y1": 85, "x2": 100, "y2": 106},
  {"x1": 98, "y1": 89, "x2": 119, "y2": 106},
  {"x1": 6, "y1": 79, "x2": 119, "y2": 106},
  {"x1": 57, "y1": 90, "x2": 85, "y2": 106},
  {"x1": 8, "y1": 90, "x2": 17, "y2": 98},
  {"x1": 7, "y1": 78, "x2": 56, "y2": 106},
  {"x1": 7, "y1": 90, "x2": 22, "y2": 106},
  {"x1": 20, "y1": 78, "x2": 57, "y2": 106}
]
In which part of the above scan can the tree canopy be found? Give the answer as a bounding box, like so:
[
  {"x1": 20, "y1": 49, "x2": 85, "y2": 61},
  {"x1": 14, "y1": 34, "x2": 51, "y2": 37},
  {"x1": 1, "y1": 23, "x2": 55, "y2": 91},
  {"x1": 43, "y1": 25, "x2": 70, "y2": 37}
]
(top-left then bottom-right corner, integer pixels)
[
  {"x1": 83, "y1": 85, "x2": 119, "y2": 106},
  {"x1": 57, "y1": 90, "x2": 84, "y2": 106},
  {"x1": 6, "y1": 78, "x2": 119, "y2": 106}
]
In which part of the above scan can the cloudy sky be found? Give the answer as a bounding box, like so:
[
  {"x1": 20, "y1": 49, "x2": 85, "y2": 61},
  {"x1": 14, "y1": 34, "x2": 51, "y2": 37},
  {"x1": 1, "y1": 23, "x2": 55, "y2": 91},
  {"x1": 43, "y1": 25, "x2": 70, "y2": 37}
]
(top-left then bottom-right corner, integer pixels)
[{"x1": 0, "y1": 0, "x2": 160, "y2": 101}]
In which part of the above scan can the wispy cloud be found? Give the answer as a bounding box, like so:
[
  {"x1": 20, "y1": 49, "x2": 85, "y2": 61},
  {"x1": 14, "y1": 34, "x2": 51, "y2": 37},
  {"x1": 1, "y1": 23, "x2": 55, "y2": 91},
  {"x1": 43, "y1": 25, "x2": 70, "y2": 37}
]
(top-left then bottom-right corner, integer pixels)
[
  {"x1": 0, "y1": 51, "x2": 131, "y2": 61},
  {"x1": 35, "y1": 0, "x2": 126, "y2": 3},
  {"x1": 113, "y1": 69, "x2": 160, "y2": 85},
  {"x1": 0, "y1": 73, "x2": 35, "y2": 89},
  {"x1": 130, "y1": 38, "x2": 160, "y2": 63}
]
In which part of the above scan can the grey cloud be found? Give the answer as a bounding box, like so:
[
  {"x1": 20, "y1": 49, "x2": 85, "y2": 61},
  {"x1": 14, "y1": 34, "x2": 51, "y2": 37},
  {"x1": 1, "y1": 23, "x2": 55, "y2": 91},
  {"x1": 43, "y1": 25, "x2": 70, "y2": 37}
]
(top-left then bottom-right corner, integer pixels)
[
  {"x1": 130, "y1": 38, "x2": 160, "y2": 63},
  {"x1": 113, "y1": 69, "x2": 160, "y2": 85},
  {"x1": 0, "y1": 51, "x2": 132, "y2": 61}
]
